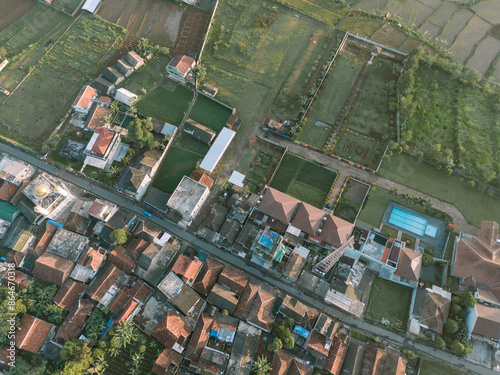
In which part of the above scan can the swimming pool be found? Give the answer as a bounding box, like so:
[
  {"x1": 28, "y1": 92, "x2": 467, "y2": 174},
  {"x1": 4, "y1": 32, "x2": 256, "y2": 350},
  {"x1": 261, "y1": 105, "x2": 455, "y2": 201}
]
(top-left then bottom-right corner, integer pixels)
[{"x1": 388, "y1": 206, "x2": 428, "y2": 237}]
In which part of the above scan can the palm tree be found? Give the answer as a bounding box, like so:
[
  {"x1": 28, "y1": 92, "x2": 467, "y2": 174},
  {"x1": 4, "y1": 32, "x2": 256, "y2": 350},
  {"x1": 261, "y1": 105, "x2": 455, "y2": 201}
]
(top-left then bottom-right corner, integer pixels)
[
  {"x1": 251, "y1": 356, "x2": 272, "y2": 375},
  {"x1": 106, "y1": 165, "x2": 120, "y2": 178},
  {"x1": 389, "y1": 187, "x2": 398, "y2": 196},
  {"x1": 113, "y1": 322, "x2": 137, "y2": 349}
]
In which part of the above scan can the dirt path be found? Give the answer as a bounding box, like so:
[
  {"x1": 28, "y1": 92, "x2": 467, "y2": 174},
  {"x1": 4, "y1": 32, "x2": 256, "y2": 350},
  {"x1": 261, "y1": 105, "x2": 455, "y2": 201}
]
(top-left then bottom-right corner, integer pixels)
[
  {"x1": 328, "y1": 172, "x2": 347, "y2": 206},
  {"x1": 266, "y1": 130, "x2": 480, "y2": 236}
]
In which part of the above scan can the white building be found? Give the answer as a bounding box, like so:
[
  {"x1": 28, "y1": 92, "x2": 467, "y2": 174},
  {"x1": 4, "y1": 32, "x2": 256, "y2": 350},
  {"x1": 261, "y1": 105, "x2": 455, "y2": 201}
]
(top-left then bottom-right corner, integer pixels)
[
  {"x1": 114, "y1": 87, "x2": 138, "y2": 106},
  {"x1": 167, "y1": 176, "x2": 210, "y2": 226},
  {"x1": 199, "y1": 127, "x2": 236, "y2": 173}
]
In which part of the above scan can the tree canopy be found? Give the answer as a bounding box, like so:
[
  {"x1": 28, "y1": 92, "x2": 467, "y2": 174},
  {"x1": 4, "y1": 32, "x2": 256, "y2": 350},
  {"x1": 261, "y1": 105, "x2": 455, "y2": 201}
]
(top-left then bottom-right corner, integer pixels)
[{"x1": 110, "y1": 228, "x2": 128, "y2": 245}]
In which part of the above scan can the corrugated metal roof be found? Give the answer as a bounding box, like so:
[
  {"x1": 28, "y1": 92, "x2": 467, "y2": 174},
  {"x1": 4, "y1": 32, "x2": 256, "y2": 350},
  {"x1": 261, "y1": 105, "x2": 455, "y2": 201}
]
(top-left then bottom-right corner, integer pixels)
[{"x1": 199, "y1": 128, "x2": 235, "y2": 173}]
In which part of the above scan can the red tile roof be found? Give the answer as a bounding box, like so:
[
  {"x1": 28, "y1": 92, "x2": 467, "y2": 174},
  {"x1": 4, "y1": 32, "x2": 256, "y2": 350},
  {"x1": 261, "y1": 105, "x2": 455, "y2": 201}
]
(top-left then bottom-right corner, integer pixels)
[
  {"x1": 394, "y1": 247, "x2": 422, "y2": 282},
  {"x1": 116, "y1": 300, "x2": 139, "y2": 322},
  {"x1": 87, "y1": 264, "x2": 124, "y2": 303},
  {"x1": 0, "y1": 181, "x2": 18, "y2": 202},
  {"x1": 15, "y1": 315, "x2": 53, "y2": 353},
  {"x1": 77, "y1": 247, "x2": 104, "y2": 271},
  {"x1": 1, "y1": 270, "x2": 29, "y2": 291},
  {"x1": 33, "y1": 252, "x2": 75, "y2": 286},
  {"x1": 73, "y1": 85, "x2": 96, "y2": 110},
  {"x1": 190, "y1": 171, "x2": 215, "y2": 189},
  {"x1": 54, "y1": 299, "x2": 94, "y2": 343},
  {"x1": 270, "y1": 351, "x2": 312, "y2": 375},
  {"x1": 6, "y1": 250, "x2": 25, "y2": 268},
  {"x1": 169, "y1": 55, "x2": 195, "y2": 75},
  {"x1": 234, "y1": 283, "x2": 276, "y2": 332},
  {"x1": 53, "y1": 279, "x2": 86, "y2": 310},
  {"x1": 186, "y1": 313, "x2": 214, "y2": 361},
  {"x1": 218, "y1": 264, "x2": 248, "y2": 295},
  {"x1": 323, "y1": 337, "x2": 348, "y2": 375},
  {"x1": 108, "y1": 246, "x2": 136, "y2": 274},
  {"x1": 126, "y1": 238, "x2": 150, "y2": 261},
  {"x1": 91, "y1": 126, "x2": 114, "y2": 155},
  {"x1": 85, "y1": 104, "x2": 111, "y2": 130},
  {"x1": 192, "y1": 257, "x2": 224, "y2": 296},
  {"x1": 473, "y1": 303, "x2": 500, "y2": 340},
  {"x1": 88, "y1": 201, "x2": 105, "y2": 218},
  {"x1": 32, "y1": 223, "x2": 58, "y2": 258},
  {"x1": 419, "y1": 290, "x2": 451, "y2": 334},
  {"x1": 153, "y1": 348, "x2": 184, "y2": 375},
  {"x1": 291, "y1": 202, "x2": 324, "y2": 237},
  {"x1": 319, "y1": 215, "x2": 354, "y2": 247},
  {"x1": 306, "y1": 330, "x2": 329, "y2": 358},
  {"x1": 151, "y1": 311, "x2": 193, "y2": 348},
  {"x1": 171, "y1": 255, "x2": 203, "y2": 283},
  {"x1": 258, "y1": 187, "x2": 299, "y2": 224}
]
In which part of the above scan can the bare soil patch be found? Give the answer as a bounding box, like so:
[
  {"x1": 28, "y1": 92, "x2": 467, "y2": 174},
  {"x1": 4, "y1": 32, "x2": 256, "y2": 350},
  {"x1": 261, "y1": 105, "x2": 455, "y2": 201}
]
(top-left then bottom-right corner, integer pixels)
[{"x1": 0, "y1": 0, "x2": 35, "y2": 32}]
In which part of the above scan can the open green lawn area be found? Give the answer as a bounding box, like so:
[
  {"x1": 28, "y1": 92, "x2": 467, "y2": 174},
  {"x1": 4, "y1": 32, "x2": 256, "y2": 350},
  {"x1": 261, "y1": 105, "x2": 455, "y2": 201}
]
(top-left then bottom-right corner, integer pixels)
[
  {"x1": 358, "y1": 186, "x2": 391, "y2": 227},
  {"x1": 270, "y1": 153, "x2": 336, "y2": 208},
  {"x1": 136, "y1": 81, "x2": 193, "y2": 125},
  {"x1": 345, "y1": 59, "x2": 397, "y2": 137},
  {"x1": 381, "y1": 225, "x2": 398, "y2": 238},
  {"x1": 443, "y1": 232, "x2": 456, "y2": 261},
  {"x1": 333, "y1": 197, "x2": 361, "y2": 223},
  {"x1": 190, "y1": 94, "x2": 232, "y2": 132},
  {"x1": 380, "y1": 153, "x2": 500, "y2": 226},
  {"x1": 0, "y1": 13, "x2": 126, "y2": 151},
  {"x1": 332, "y1": 129, "x2": 386, "y2": 170},
  {"x1": 279, "y1": 0, "x2": 348, "y2": 24},
  {"x1": 365, "y1": 277, "x2": 413, "y2": 332},
  {"x1": 299, "y1": 54, "x2": 364, "y2": 148},
  {"x1": 153, "y1": 135, "x2": 208, "y2": 193},
  {"x1": 0, "y1": 4, "x2": 70, "y2": 57},
  {"x1": 401, "y1": 233, "x2": 416, "y2": 249},
  {"x1": 121, "y1": 55, "x2": 172, "y2": 94},
  {"x1": 419, "y1": 359, "x2": 467, "y2": 375}
]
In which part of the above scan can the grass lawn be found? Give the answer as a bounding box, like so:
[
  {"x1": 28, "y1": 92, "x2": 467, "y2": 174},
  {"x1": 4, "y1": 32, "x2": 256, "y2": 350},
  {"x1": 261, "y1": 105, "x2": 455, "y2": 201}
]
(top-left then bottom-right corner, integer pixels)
[
  {"x1": 279, "y1": 0, "x2": 348, "y2": 24},
  {"x1": 136, "y1": 82, "x2": 193, "y2": 125},
  {"x1": 380, "y1": 153, "x2": 500, "y2": 226},
  {"x1": 299, "y1": 54, "x2": 364, "y2": 148},
  {"x1": 50, "y1": 136, "x2": 85, "y2": 171},
  {"x1": 365, "y1": 277, "x2": 413, "y2": 332},
  {"x1": 401, "y1": 233, "x2": 416, "y2": 249},
  {"x1": 333, "y1": 197, "x2": 361, "y2": 223},
  {"x1": 419, "y1": 359, "x2": 467, "y2": 375},
  {"x1": 84, "y1": 162, "x2": 124, "y2": 187},
  {"x1": 121, "y1": 55, "x2": 172, "y2": 94},
  {"x1": 358, "y1": 186, "x2": 391, "y2": 227},
  {"x1": 49, "y1": 0, "x2": 81, "y2": 14},
  {"x1": 381, "y1": 225, "x2": 398, "y2": 239},
  {"x1": 337, "y1": 17, "x2": 384, "y2": 37},
  {"x1": 443, "y1": 232, "x2": 456, "y2": 261},
  {"x1": 332, "y1": 129, "x2": 386, "y2": 170},
  {"x1": 0, "y1": 13, "x2": 127, "y2": 151},
  {"x1": 190, "y1": 94, "x2": 232, "y2": 132},
  {"x1": 270, "y1": 153, "x2": 336, "y2": 208}
]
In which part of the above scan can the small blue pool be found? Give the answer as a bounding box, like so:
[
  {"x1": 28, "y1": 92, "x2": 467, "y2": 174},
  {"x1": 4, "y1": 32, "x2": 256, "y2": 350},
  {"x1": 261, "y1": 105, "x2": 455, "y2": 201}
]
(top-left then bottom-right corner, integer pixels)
[{"x1": 388, "y1": 206, "x2": 428, "y2": 236}]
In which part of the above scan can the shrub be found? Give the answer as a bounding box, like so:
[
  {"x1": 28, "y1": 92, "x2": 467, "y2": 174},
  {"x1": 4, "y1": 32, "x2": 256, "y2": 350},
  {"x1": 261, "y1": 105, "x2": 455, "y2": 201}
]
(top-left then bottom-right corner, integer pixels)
[
  {"x1": 422, "y1": 253, "x2": 434, "y2": 267},
  {"x1": 444, "y1": 319, "x2": 459, "y2": 334},
  {"x1": 434, "y1": 336, "x2": 445, "y2": 349}
]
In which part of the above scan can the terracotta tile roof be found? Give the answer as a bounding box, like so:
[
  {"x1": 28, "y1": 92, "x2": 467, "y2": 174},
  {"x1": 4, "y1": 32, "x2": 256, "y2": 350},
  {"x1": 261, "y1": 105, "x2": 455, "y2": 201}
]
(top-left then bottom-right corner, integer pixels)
[
  {"x1": 85, "y1": 104, "x2": 111, "y2": 130},
  {"x1": 55, "y1": 299, "x2": 94, "y2": 343},
  {"x1": 15, "y1": 315, "x2": 53, "y2": 353},
  {"x1": 235, "y1": 282, "x2": 276, "y2": 332},
  {"x1": 32, "y1": 223, "x2": 58, "y2": 258},
  {"x1": 108, "y1": 246, "x2": 136, "y2": 274},
  {"x1": 301, "y1": 310, "x2": 318, "y2": 330},
  {"x1": 107, "y1": 279, "x2": 151, "y2": 315},
  {"x1": 171, "y1": 255, "x2": 203, "y2": 283},
  {"x1": 190, "y1": 171, "x2": 214, "y2": 189},
  {"x1": 88, "y1": 201, "x2": 105, "y2": 218},
  {"x1": 270, "y1": 351, "x2": 312, "y2": 375},
  {"x1": 1, "y1": 270, "x2": 29, "y2": 291},
  {"x1": 258, "y1": 187, "x2": 299, "y2": 224},
  {"x1": 151, "y1": 311, "x2": 193, "y2": 348},
  {"x1": 218, "y1": 264, "x2": 248, "y2": 295},
  {"x1": 133, "y1": 220, "x2": 161, "y2": 241},
  {"x1": 53, "y1": 279, "x2": 86, "y2": 310},
  {"x1": 129, "y1": 279, "x2": 153, "y2": 302},
  {"x1": 0, "y1": 180, "x2": 18, "y2": 202},
  {"x1": 152, "y1": 348, "x2": 184, "y2": 375},
  {"x1": 419, "y1": 290, "x2": 451, "y2": 334},
  {"x1": 186, "y1": 313, "x2": 214, "y2": 361},
  {"x1": 307, "y1": 330, "x2": 329, "y2": 358},
  {"x1": 234, "y1": 283, "x2": 260, "y2": 320},
  {"x1": 63, "y1": 212, "x2": 85, "y2": 233},
  {"x1": 394, "y1": 247, "x2": 422, "y2": 282},
  {"x1": 6, "y1": 250, "x2": 26, "y2": 268},
  {"x1": 91, "y1": 126, "x2": 114, "y2": 155},
  {"x1": 169, "y1": 55, "x2": 195, "y2": 75},
  {"x1": 9, "y1": 180, "x2": 29, "y2": 205},
  {"x1": 323, "y1": 337, "x2": 348, "y2": 375},
  {"x1": 73, "y1": 85, "x2": 96, "y2": 110},
  {"x1": 107, "y1": 289, "x2": 129, "y2": 314},
  {"x1": 116, "y1": 299, "x2": 139, "y2": 322},
  {"x1": 126, "y1": 238, "x2": 150, "y2": 261},
  {"x1": 361, "y1": 345, "x2": 386, "y2": 375},
  {"x1": 288, "y1": 360, "x2": 312, "y2": 375},
  {"x1": 473, "y1": 303, "x2": 500, "y2": 340},
  {"x1": 87, "y1": 263, "x2": 124, "y2": 303},
  {"x1": 291, "y1": 202, "x2": 324, "y2": 237},
  {"x1": 382, "y1": 347, "x2": 407, "y2": 375},
  {"x1": 192, "y1": 257, "x2": 224, "y2": 296},
  {"x1": 319, "y1": 215, "x2": 354, "y2": 247},
  {"x1": 77, "y1": 247, "x2": 104, "y2": 271},
  {"x1": 33, "y1": 252, "x2": 75, "y2": 286}
]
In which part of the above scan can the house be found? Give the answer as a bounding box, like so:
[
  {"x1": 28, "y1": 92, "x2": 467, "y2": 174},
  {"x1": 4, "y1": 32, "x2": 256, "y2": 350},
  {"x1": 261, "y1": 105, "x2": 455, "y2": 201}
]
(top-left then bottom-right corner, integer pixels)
[
  {"x1": 63, "y1": 212, "x2": 87, "y2": 234},
  {"x1": 87, "y1": 263, "x2": 126, "y2": 305},
  {"x1": 183, "y1": 119, "x2": 216, "y2": 144},
  {"x1": 283, "y1": 246, "x2": 309, "y2": 281},
  {"x1": 53, "y1": 279, "x2": 87, "y2": 310},
  {"x1": 151, "y1": 119, "x2": 178, "y2": 136},
  {"x1": 70, "y1": 247, "x2": 105, "y2": 283},
  {"x1": 468, "y1": 303, "x2": 500, "y2": 342},
  {"x1": 108, "y1": 246, "x2": 136, "y2": 274},
  {"x1": 28, "y1": 222, "x2": 58, "y2": 259},
  {"x1": 114, "y1": 59, "x2": 134, "y2": 77},
  {"x1": 1, "y1": 270, "x2": 30, "y2": 291},
  {"x1": 5, "y1": 250, "x2": 26, "y2": 268},
  {"x1": 234, "y1": 281, "x2": 276, "y2": 332},
  {"x1": 361, "y1": 345, "x2": 407, "y2": 375},
  {"x1": 124, "y1": 51, "x2": 145, "y2": 70},
  {"x1": 201, "y1": 83, "x2": 218, "y2": 97},
  {"x1": 227, "y1": 321, "x2": 261, "y2": 375},
  {"x1": 270, "y1": 351, "x2": 312, "y2": 375},
  {"x1": 72, "y1": 85, "x2": 97, "y2": 114},
  {"x1": 45, "y1": 227, "x2": 89, "y2": 262},
  {"x1": 323, "y1": 336, "x2": 349, "y2": 375},
  {"x1": 55, "y1": 299, "x2": 94, "y2": 343},
  {"x1": 0, "y1": 180, "x2": 18, "y2": 203},
  {"x1": 116, "y1": 166, "x2": 151, "y2": 201},
  {"x1": 133, "y1": 220, "x2": 162, "y2": 242},
  {"x1": 218, "y1": 264, "x2": 248, "y2": 295},
  {"x1": 226, "y1": 113, "x2": 241, "y2": 130},
  {"x1": 91, "y1": 77, "x2": 115, "y2": 96},
  {"x1": 167, "y1": 176, "x2": 210, "y2": 226},
  {"x1": 153, "y1": 348, "x2": 184, "y2": 375},
  {"x1": 167, "y1": 55, "x2": 195, "y2": 78},
  {"x1": 186, "y1": 313, "x2": 214, "y2": 362},
  {"x1": 412, "y1": 286, "x2": 451, "y2": 335},
  {"x1": 137, "y1": 149, "x2": 163, "y2": 176},
  {"x1": 144, "y1": 188, "x2": 171, "y2": 213},
  {"x1": 33, "y1": 252, "x2": 75, "y2": 286},
  {"x1": 151, "y1": 310, "x2": 193, "y2": 350},
  {"x1": 84, "y1": 126, "x2": 121, "y2": 170},
  {"x1": 126, "y1": 238, "x2": 150, "y2": 261},
  {"x1": 106, "y1": 279, "x2": 152, "y2": 315},
  {"x1": 171, "y1": 254, "x2": 203, "y2": 285},
  {"x1": 200, "y1": 127, "x2": 236, "y2": 173},
  {"x1": 84, "y1": 103, "x2": 112, "y2": 131},
  {"x1": 0, "y1": 155, "x2": 35, "y2": 185},
  {"x1": 15, "y1": 315, "x2": 54, "y2": 354},
  {"x1": 114, "y1": 87, "x2": 137, "y2": 106},
  {"x1": 279, "y1": 295, "x2": 318, "y2": 325},
  {"x1": 190, "y1": 170, "x2": 215, "y2": 190},
  {"x1": 192, "y1": 257, "x2": 224, "y2": 296},
  {"x1": 207, "y1": 283, "x2": 240, "y2": 315},
  {"x1": 135, "y1": 240, "x2": 181, "y2": 286},
  {"x1": 88, "y1": 198, "x2": 118, "y2": 222},
  {"x1": 103, "y1": 66, "x2": 125, "y2": 85}
]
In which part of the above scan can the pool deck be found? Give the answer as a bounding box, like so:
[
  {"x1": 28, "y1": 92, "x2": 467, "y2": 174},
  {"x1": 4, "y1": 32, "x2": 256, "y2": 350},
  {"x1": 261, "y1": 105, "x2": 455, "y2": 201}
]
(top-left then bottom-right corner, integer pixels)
[{"x1": 382, "y1": 201, "x2": 448, "y2": 250}]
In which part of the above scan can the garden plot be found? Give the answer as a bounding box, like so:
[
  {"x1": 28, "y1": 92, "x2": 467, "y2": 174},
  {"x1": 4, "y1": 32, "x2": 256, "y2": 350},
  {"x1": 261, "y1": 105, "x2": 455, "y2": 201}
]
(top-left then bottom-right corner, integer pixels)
[
  {"x1": 338, "y1": 17, "x2": 384, "y2": 37},
  {"x1": 116, "y1": 0, "x2": 141, "y2": 28},
  {"x1": 425, "y1": 1, "x2": 458, "y2": 28},
  {"x1": 399, "y1": 38, "x2": 426, "y2": 53},
  {"x1": 381, "y1": 0, "x2": 435, "y2": 27},
  {"x1": 0, "y1": 0, "x2": 35, "y2": 32},
  {"x1": 371, "y1": 24, "x2": 408, "y2": 50},
  {"x1": 299, "y1": 54, "x2": 364, "y2": 149},
  {"x1": 334, "y1": 178, "x2": 369, "y2": 223},
  {"x1": 450, "y1": 15, "x2": 492, "y2": 63},
  {"x1": 354, "y1": 0, "x2": 389, "y2": 12},
  {"x1": 125, "y1": 0, "x2": 151, "y2": 34},
  {"x1": 270, "y1": 153, "x2": 337, "y2": 208},
  {"x1": 438, "y1": 8, "x2": 473, "y2": 48},
  {"x1": 150, "y1": 0, "x2": 184, "y2": 47},
  {"x1": 49, "y1": 0, "x2": 81, "y2": 14},
  {"x1": 419, "y1": 21, "x2": 441, "y2": 37},
  {"x1": 490, "y1": 56, "x2": 500, "y2": 83},
  {"x1": 280, "y1": 0, "x2": 348, "y2": 24},
  {"x1": 416, "y1": 0, "x2": 442, "y2": 9},
  {"x1": 466, "y1": 36, "x2": 500, "y2": 75},
  {"x1": 471, "y1": 0, "x2": 500, "y2": 25},
  {"x1": 332, "y1": 129, "x2": 386, "y2": 170}
]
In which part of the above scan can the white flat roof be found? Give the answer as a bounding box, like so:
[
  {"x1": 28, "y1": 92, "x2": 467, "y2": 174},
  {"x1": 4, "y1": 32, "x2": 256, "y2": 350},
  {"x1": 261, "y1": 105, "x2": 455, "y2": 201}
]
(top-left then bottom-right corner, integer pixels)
[
  {"x1": 82, "y1": 0, "x2": 101, "y2": 13},
  {"x1": 85, "y1": 132, "x2": 99, "y2": 152},
  {"x1": 229, "y1": 170, "x2": 245, "y2": 187},
  {"x1": 199, "y1": 127, "x2": 235, "y2": 173},
  {"x1": 84, "y1": 155, "x2": 107, "y2": 169}
]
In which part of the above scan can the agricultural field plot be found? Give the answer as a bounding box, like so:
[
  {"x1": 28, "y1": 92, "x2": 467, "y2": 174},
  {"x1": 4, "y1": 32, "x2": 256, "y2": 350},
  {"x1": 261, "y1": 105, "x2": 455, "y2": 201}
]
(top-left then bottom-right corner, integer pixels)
[
  {"x1": 425, "y1": 1, "x2": 458, "y2": 28},
  {"x1": 116, "y1": 0, "x2": 141, "y2": 29},
  {"x1": 380, "y1": 0, "x2": 436, "y2": 27},
  {"x1": 121, "y1": 54, "x2": 171, "y2": 94},
  {"x1": 170, "y1": 6, "x2": 211, "y2": 56},
  {"x1": 0, "y1": 0, "x2": 35, "y2": 32},
  {"x1": 279, "y1": 0, "x2": 348, "y2": 24},
  {"x1": 419, "y1": 20, "x2": 441, "y2": 37},
  {"x1": 399, "y1": 38, "x2": 426, "y2": 53},
  {"x1": 419, "y1": 359, "x2": 467, "y2": 375},
  {"x1": 49, "y1": 0, "x2": 81, "y2": 14},
  {"x1": 299, "y1": 54, "x2": 364, "y2": 148},
  {"x1": 270, "y1": 153, "x2": 337, "y2": 208},
  {"x1": 149, "y1": 0, "x2": 184, "y2": 47},
  {"x1": 354, "y1": 0, "x2": 389, "y2": 11},
  {"x1": 136, "y1": 81, "x2": 193, "y2": 125},
  {"x1": 490, "y1": 56, "x2": 500, "y2": 82},
  {"x1": 344, "y1": 58, "x2": 397, "y2": 138},
  {"x1": 370, "y1": 24, "x2": 409, "y2": 49},
  {"x1": 334, "y1": 178, "x2": 369, "y2": 223},
  {"x1": 0, "y1": 4, "x2": 70, "y2": 57},
  {"x1": 332, "y1": 129, "x2": 386, "y2": 170},
  {"x1": 0, "y1": 13, "x2": 126, "y2": 151},
  {"x1": 437, "y1": 8, "x2": 473, "y2": 48},
  {"x1": 471, "y1": 0, "x2": 500, "y2": 25},
  {"x1": 466, "y1": 36, "x2": 500, "y2": 75},
  {"x1": 153, "y1": 134, "x2": 209, "y2": 193},
  {"x1": 450, "y1": 15, "x2": 491, "y2": 63},
  {"x1": 337, "y1": 17, "x2": 384, "y2": 37},
  {"x1": 190, "y1": 95, "x2": 232, "y2": 132},
  {"x1": 238, "y1": 138, "x2": 285, "y2": 193}
]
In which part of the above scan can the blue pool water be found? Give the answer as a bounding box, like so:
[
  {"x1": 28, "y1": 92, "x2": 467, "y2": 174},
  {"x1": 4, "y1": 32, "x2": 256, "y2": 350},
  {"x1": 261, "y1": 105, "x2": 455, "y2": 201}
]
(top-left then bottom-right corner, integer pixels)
[
  {"x1": 425, "y1": 224, "x2": 438, "y2": 237},
  {"x1": 388, "y1": 206, "x2": 428, "y2": 236}
]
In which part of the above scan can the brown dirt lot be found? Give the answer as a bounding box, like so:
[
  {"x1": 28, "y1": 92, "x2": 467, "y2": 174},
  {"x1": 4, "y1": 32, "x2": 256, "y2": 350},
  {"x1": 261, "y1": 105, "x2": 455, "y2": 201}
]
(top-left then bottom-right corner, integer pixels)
[
  {"x1": 138, "y1": 0, "x2": 164, "y2": 36},
  {"x1": 117, "y1": 0, "x2": 140, "y2": 29},
  {"x1": 170, "y1": 5, "x2": 211, "y2": 56},
  {"x1": 0, "y1": 0, "x2": 35, "y2": 32},
  {"x1": 149, "y1": 1, "x2": 183, "y2": 46}
]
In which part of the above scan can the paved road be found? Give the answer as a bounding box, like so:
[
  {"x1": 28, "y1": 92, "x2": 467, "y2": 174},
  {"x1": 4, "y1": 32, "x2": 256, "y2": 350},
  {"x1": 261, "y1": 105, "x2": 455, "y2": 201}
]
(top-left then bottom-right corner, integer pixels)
[{"x1": 0, "y1": 142, "x2": 494, "y2": 375}]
